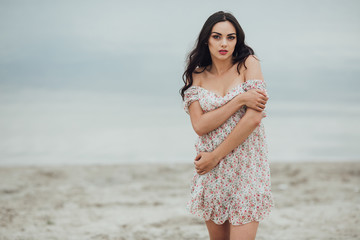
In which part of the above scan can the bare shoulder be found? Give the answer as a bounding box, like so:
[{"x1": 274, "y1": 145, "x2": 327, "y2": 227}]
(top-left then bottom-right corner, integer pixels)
[
  {"x1": 191, "y1": 66, "x2": 206, "y2": 86},
  {"x1": 244, "y1": 55, "x2": 264, "y2": 81},
  {"x1": 244, "y1": 54, "x2": 261, "y2": 67}
]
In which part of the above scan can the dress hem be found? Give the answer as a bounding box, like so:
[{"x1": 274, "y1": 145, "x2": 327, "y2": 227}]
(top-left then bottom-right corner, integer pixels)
[{"x1": 186, "y1": 202, "x2": 275, "y2": 226}]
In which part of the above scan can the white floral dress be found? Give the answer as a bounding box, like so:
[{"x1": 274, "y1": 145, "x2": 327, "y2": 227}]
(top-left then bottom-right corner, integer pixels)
[{"x1": 183, "y1": 79, "x2": 275, "y2": 225}]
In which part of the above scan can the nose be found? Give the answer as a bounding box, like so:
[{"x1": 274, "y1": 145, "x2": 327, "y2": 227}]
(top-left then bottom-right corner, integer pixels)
[{"x1": 221, "y1": 38, "x2": 227, "y2": 47}]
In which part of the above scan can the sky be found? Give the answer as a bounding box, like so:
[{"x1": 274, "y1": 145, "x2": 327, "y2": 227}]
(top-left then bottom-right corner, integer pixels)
[
  {"x1": 0, "y1": 0, "x2": 360, "y2": 165},
  {"x1": 1, "y1": 0, "x2": 359, "y2": 102}
]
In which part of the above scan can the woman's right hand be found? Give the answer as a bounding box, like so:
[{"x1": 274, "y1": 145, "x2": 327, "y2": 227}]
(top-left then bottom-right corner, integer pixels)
[{"x1": 239, "y1": 89, "x2": 268, "y2": 111}]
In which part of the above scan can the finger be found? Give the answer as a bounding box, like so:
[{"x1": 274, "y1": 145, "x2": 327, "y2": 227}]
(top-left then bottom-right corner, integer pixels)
[
  {"x1": 260, "y1": 95, "x2": 268, "y2": 101},
  {"x1": 259, "y1": 102, "x2": 266, "y2": 108},
  {"x1": 256, "y1": 90, "x2": 267, "y2": 97},
  {"x1": 249, "y1": 104, "x2": 261, "y2": 111},
  {"x1": 257, "y1": 99, "x2": 267, "y2": 107},
  {"x1": 256, "y1": 104, "x2": 265, "y2": 111},
  {"x1": 195, "y1": 153, "x2": 201, "y2": 161}
]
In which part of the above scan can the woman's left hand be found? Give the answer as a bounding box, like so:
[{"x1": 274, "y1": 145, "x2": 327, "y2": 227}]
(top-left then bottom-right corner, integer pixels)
[{"x1": 194, "y1": 152, "x2": 220, "y2": 175}]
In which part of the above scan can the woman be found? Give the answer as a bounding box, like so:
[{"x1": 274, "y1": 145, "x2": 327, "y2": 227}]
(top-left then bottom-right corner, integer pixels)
[{"x1": 180, "y1": 11, "x2": 275, "y2": 240}]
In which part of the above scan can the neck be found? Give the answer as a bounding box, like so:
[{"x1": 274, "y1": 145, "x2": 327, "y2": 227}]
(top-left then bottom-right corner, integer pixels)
[{"x1": 208, "y1": 57, "x2": 233, "y2": 76}]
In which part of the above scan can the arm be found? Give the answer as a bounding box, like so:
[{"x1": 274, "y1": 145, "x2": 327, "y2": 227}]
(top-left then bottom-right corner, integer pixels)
[
  {"x1": 194, "y1": 55, "x2": 267, "y2": 175},
  {"x1": 213, "y1": 55, "x2": 265, "y2": 160},
  {"x1": 212, "y1": 107, "x2": 263, "y2": 161},
  {"x1": 187, "y1": 64, "x2": 267, "y2": 137},
  {"x1": 188, "y1": 94, "x2": 245, "y2": 136},
  {"x1": 188, "y1": 88, "x2": 268, "y2": 136},
  {"x1": 194, "y1": 107, "x2": 263, "y2": 175}
]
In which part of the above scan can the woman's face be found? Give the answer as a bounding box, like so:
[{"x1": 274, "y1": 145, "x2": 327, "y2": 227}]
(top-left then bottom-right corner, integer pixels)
[{"x1": 207, "y1": 21, "x2": 237, "y2": 61}]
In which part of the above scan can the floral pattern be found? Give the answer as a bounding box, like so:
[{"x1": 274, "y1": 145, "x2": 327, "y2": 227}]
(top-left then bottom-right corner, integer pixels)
[{"x1": 183, "y1": 79, "x2": 275, "y2": 225}]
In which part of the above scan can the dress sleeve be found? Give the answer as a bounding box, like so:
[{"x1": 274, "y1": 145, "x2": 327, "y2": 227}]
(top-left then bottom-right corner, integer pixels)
[
  {"x1": 183, "y1": 86, "x2": 199, "y2": 115},
  {"x1": 243, "y1": 79, "x2": 269, "y2": 118}
]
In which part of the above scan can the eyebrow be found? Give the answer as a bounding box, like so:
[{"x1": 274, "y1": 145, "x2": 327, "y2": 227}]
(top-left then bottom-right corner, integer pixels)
[{"x1": 211, "y1": 32, "x2": 236, "y2": 36}]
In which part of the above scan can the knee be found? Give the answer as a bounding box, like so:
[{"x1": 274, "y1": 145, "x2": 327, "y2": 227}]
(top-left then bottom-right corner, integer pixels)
[
  {"x1": 206, "y1": 220, "x2": 230, "y2": 240},
  {"x1": 210, "y1": 236, "x2": 229, "y2": 240}
]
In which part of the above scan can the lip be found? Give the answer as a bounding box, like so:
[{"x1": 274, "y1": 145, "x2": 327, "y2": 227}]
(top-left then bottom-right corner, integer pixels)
[{"x1": 219, "y1": 50, "x2": 228, "y2": 55}]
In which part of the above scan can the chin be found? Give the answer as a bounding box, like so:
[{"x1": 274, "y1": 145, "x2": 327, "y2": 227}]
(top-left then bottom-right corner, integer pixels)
[{"x1": 217, "y1": 55, "x2": 232, "y2": 60}]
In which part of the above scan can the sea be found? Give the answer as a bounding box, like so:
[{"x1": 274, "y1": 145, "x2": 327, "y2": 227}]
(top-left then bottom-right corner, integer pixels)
[{"x1": 0, "y1": 86, "x2": 359, "y2": 166}]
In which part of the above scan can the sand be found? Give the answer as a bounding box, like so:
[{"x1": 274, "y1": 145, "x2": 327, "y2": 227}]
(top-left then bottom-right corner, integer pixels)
[{"x1": 0, "y1": 162, "x2": 359, "y2": 240}]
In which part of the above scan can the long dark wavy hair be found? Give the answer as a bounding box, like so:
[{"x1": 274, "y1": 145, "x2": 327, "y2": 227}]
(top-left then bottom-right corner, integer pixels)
[{"x1": 180, "y1": 11, "x2": 258, "y2": 100}]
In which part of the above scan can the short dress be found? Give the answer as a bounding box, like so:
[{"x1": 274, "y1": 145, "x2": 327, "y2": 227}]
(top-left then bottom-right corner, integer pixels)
[{"x1": 183, "y1": 79, "x2": 275, "y2": 225}]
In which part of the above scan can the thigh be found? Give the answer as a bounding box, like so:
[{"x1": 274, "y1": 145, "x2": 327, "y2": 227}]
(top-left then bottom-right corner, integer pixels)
[
  {"x1": 205, "y1": 219, "x2": 230, "y2": 240},
  {"x1": 230, "y1": 221, "x2": 259, "y2": 240}
]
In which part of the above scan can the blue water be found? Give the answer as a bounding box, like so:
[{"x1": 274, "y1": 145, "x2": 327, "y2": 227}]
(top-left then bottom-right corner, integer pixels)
[{"x1": 0, "y1": 87, "x2": 359, "y2": 166}]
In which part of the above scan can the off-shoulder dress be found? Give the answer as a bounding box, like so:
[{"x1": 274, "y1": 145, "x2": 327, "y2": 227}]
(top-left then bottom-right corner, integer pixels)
[{"x1": 183, "y1": 79, "x2": 275, "y2": 225}]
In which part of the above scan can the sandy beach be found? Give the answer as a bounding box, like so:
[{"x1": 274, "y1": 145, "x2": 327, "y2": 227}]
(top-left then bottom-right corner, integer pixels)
[{"x1": 0, "y1": 162, "x2": 359, "y2": 240}]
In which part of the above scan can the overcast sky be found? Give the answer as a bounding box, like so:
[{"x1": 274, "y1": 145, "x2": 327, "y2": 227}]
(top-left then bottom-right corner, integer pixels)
[
  {"x1": 1, "y1": 0, "x2": 359, "y2": 103},
  {"x1": 1, "y1": 0, "x2": 360, "y2": 164}
]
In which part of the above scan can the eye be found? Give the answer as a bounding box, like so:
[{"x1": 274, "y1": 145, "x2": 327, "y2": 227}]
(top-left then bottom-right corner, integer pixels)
[
  {"x1": 228, "y1": 36, "x2": 236, "y2": 40},
  {"x1": 213, "y1": 35, "x2": 221, "y2": 39}
]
